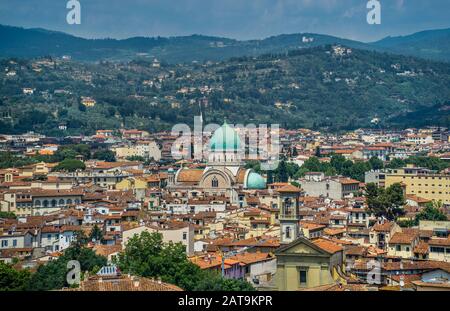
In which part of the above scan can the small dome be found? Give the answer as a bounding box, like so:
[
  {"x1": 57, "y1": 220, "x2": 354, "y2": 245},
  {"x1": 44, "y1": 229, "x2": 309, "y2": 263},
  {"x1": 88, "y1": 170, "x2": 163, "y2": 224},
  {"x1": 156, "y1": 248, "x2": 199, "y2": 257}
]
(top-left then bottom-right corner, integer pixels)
[
  {"x1": 245, "y1": 171, "x2": 266, "y2": 189},
  {"x1": 209, "y1": 121, "x2": 241, "y2": 152}
]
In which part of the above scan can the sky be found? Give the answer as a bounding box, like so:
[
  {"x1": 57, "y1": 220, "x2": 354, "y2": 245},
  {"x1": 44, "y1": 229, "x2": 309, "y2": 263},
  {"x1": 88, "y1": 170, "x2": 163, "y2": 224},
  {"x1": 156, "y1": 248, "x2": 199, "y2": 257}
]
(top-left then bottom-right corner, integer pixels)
[{"x1": 0, "y1": 0, "x2": 449, "y2": 42}]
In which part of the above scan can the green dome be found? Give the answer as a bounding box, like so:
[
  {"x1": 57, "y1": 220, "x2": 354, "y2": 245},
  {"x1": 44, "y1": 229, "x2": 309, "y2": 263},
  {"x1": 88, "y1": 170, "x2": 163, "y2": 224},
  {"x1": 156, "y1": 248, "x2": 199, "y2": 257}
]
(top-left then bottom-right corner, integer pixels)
[
  {"x1": 209, "y1": 121, "x2": 241, "y2": 152},
  {"x1": 246, "y1": 171, "x2": 266, "y2": 189}
]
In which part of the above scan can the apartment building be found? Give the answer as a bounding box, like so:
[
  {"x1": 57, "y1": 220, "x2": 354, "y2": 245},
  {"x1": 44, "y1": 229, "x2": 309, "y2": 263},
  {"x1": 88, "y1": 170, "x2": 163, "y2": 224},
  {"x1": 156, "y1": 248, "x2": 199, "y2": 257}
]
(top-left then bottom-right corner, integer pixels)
[
  {"x1": 384, "y1": 165, "x2": 450, "y2": 204},
  {"x1": 299, "y1": 173, "x2": 360, "y2": 200}
]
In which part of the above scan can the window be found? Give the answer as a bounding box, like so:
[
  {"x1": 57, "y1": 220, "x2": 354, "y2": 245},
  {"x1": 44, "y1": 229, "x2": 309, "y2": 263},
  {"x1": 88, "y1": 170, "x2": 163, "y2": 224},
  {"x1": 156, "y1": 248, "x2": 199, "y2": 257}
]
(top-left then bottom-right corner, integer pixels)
[
  {"x1": 211, "y1": 177, "x2": 219, "y2": 188},
  {"x1": 406, "y1": 247, "x2": 410, "y2": 252},
  {"x1": 299, "y1": 270, "x2": 307, "y2": 285},
  {"x1": 1, "y1": 240, "x2": 8, "y2": 247},
  {"x1": 430, "y1": 247, "x2": 445, "y2": 254},
  {"x1": 286, "y1": 227, "x2": 291, "y2": 239},
  {"x1": 396, "y1": 245, "x2": 401, "y2": 251},
  {"x1": 183, "y1": 232, "x2": 187, "y2": 240},
  {"x1": 13, "y1": 239, "x2": 17, "y2": 247}
]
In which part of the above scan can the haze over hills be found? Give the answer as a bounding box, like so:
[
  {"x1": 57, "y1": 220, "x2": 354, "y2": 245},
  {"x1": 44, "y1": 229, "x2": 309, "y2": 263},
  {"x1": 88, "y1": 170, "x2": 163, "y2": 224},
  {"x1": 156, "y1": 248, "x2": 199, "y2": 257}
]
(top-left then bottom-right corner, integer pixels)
[
  {"x1": 1, "y1": 45, "x2": 449, "y2": 135},
  {"x1": 1, "y1": 24, "x2": 450, "y2": 63},
  {"x1": 372, "y1": 28, "x2": 450, "y2": 62}
]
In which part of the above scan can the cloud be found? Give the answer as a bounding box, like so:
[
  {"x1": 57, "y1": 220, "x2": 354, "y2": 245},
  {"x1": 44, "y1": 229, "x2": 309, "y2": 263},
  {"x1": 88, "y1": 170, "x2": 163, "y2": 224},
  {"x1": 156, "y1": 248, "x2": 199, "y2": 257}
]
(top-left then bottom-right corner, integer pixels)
[{"x1": 0, "y1": 0, "x2": 449, "y2": 41}]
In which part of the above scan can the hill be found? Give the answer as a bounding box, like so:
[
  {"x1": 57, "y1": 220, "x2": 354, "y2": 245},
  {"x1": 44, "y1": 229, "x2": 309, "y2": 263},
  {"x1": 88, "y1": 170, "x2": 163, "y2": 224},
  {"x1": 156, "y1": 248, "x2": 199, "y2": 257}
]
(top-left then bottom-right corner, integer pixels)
[
  {"x1": 372, "y1": 28, "x2": 450, "y2": 62},
  {"x1": 1, "y1": 45, "x2": 449, "y2": 135},
  {"x1": 0, "y1": 24, "x2": 375, "y2": 63},
  {"x1": 2, "y1": 24, "x2": 450, "y2": 63}
]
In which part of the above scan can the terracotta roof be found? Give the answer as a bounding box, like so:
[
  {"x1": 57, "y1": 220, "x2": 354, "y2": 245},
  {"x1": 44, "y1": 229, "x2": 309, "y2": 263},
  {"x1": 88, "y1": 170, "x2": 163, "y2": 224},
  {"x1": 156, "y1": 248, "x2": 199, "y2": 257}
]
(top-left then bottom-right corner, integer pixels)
[
  {"x1": 373, "y1": 221, "x2": 394, "y2": 232},
  {"x1": 72, "y1": 275, "x2": 182, "y2": 291},
  {"x1": 92, "y1": 161, "x2": 141, "y2": 170},
  {"x1": 177, "y1": 169, "x2": 204, "y2": 183},
  {"x1": 345, "y1": 245, "x2": 367, "y2": 256},
  {"x1": 300, "y1": 222, "x2": 325, "y2": 231},
  {"x1": 389, "y1": 232, "x2": 418, "y2": 245},
  {"x1": 229, "y1": 252, "x2": 273, "y2": 265},
  {"x1": 190, "y1": 255, "x2": 239, "y2": 270},
  {"x1": 324, "y1": 228, "x2": 346, "y2": 236},
  {"x1": 277, "y1": 184, "x2": 301, "y2": 193},
  {"x1": 412, "y1": 280, "x2": 450, "y2": 289},
  {"x1": 312, "y1": 238, "x2": 343, "y2": 254},
  {"x1": 406, "y1": 195, "x2": 432, "y2": 204},
  {"x1": 339, "y1": 178, "x2": 360, "y2": 185},
  {"x1": 93, "y1": 244, "x2": 122, "y2": 257},
  {"x1": 413, "y1": 241, "x2": 429, "y2": 255},
  {"x1": 428, "y1": 238, "x2": 450, "y2": 247},
  {"x1": 301, "y1": 284, "x2": 369, "y2": 291}
]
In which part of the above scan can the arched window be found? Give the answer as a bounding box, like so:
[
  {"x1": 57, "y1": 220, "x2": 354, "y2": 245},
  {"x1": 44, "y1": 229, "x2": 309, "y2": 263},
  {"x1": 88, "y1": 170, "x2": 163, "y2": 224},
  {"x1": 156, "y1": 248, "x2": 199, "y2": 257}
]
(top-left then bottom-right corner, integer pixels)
[
  {"x1": 67, "y1": 199, "x2": 72, "y2": 205},
  {"x1": 286, "y1": 226, "x2": 291, "y2": 239},
  {"x1": 59, "y1": 199, "x2": 65, "y2": 206},
  {"x1": 43, "y1": 200, "x2": 49, "y2": 208},
  {"x1": 211, "y1": 177, "x2": 219, "y2": 188},
  {"x1": 35, "y1": 200, "x2": 41, "y2": 207},
  {"x1": 51, "y1": 200, "x2": 57, "y2": 207}
]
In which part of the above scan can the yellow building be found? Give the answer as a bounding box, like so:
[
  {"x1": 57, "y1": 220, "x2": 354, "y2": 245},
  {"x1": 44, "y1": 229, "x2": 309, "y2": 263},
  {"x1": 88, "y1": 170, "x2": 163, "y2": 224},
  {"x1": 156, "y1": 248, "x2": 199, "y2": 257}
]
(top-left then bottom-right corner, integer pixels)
[
  {"x1": 384, "y1": 165, "x2": 450, "y2": 204},
  {"x1": 116, "y1": 177, "x2": 148, "y2": 191},
  {"x1": 19, "y1": 162, "x2": 55, "y2": 178},
  {"x1": 275, "y1": 237, "x2": 345, "y2": 290}
]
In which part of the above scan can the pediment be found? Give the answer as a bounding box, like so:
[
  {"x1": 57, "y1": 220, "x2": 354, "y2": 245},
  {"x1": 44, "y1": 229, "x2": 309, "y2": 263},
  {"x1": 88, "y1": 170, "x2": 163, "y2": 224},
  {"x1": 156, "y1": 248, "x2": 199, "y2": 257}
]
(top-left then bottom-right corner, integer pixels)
[
  {"x1": 276, "y1": 237, "x2": 329, "y2": 256},
  {"x1": 285, "y1": 243, "x2": 323, "y2": 255}
]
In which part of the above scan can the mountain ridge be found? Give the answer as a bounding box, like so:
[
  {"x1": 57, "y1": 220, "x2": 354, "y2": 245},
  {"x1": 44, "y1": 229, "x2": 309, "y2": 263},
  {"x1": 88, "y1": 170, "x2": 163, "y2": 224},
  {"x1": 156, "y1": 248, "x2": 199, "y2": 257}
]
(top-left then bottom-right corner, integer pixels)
[
  {"x1": 2, "y1": 24, "x2": 449, "y2": 63},
  {"x1": 1, "y1": 44, "x2": 449, "y2": 135}
]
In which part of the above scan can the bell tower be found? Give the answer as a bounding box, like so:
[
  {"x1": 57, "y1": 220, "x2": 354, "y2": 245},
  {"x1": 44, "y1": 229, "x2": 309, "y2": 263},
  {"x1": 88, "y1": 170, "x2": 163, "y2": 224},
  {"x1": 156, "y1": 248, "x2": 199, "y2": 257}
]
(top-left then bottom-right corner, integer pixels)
[{"x1": 278, "y1": 184, "x2": 301, "y2": 244}]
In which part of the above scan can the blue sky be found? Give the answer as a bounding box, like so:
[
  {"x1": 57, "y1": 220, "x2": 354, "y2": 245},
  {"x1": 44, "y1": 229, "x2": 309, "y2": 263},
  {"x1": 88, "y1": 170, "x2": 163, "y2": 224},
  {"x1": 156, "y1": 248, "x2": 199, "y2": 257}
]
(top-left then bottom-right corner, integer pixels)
[{"x1": 0, "y1": 0, "x2": 449, "y2": 41}]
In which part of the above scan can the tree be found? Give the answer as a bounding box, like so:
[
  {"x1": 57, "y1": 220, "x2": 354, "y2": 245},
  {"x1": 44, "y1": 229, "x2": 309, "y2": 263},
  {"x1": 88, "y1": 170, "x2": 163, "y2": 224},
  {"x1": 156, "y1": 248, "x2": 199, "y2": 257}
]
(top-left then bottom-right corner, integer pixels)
[
  {"x1": 0, "y1": 211, "x2": 17, "y2": 219},
  {"x1": 349, "y1": 161, "x2": 371, "y2": 182},
  {"x1": 126, "y1": 155, "x2": 145, "y2": 162},
  {"x1": 245, "y1": 160, "x2": 261, "y2": 174},
  {"x1": 365, "y1": 183, "x2": 406, "y2": 221},
  {"x1": 415, "y1": 202, "x2": 448, "y2": 224},
  {"x1": 330, "y1": 155, "x2": 346, "y2": 173},
  {"x1": 193, "y1": 271, "x2": 255, "y2": 291},
  {"x1": 54, "y1": 144, "x2": 91, "y2": 162},
  {"x1": 369, "y1": 156, "x2": 384, "y2": 170},
  {"x1": 291, "y1": 181, "x2": 301, "y2": 188},
  {"x1": 53, "y1": 159, "x2": 86, "y2": 172},
  {"x1": 117, "y1": 231, "x2": 254, "y2": 291},
  {"x1": 387, "y1": 158, "x2": 406, "y2": 169},
  {"x1": 291, "y1": 147, "x2": 298, "y2": 157},
  {"x1": 266, "y1": 171, "x2": 274, "y2": 184},
  {"x1": 0, "y1": 262, "x2": 32, "y2": 291},
  {"x1": 89, "y1": 225, "x2": 103, "y2": 243},
  {"x1": 93, "y1": 150, "x2": 116, "y2": 162},
  {"x1": 275, "y1": 160, "x2": 289, "y2": 182},
  {"x1": 28, "y1": 245, "x2": 106, "y2": 291},
  {"x1": 314, "y1": 146, "x2": 321, "y2": 157}
]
